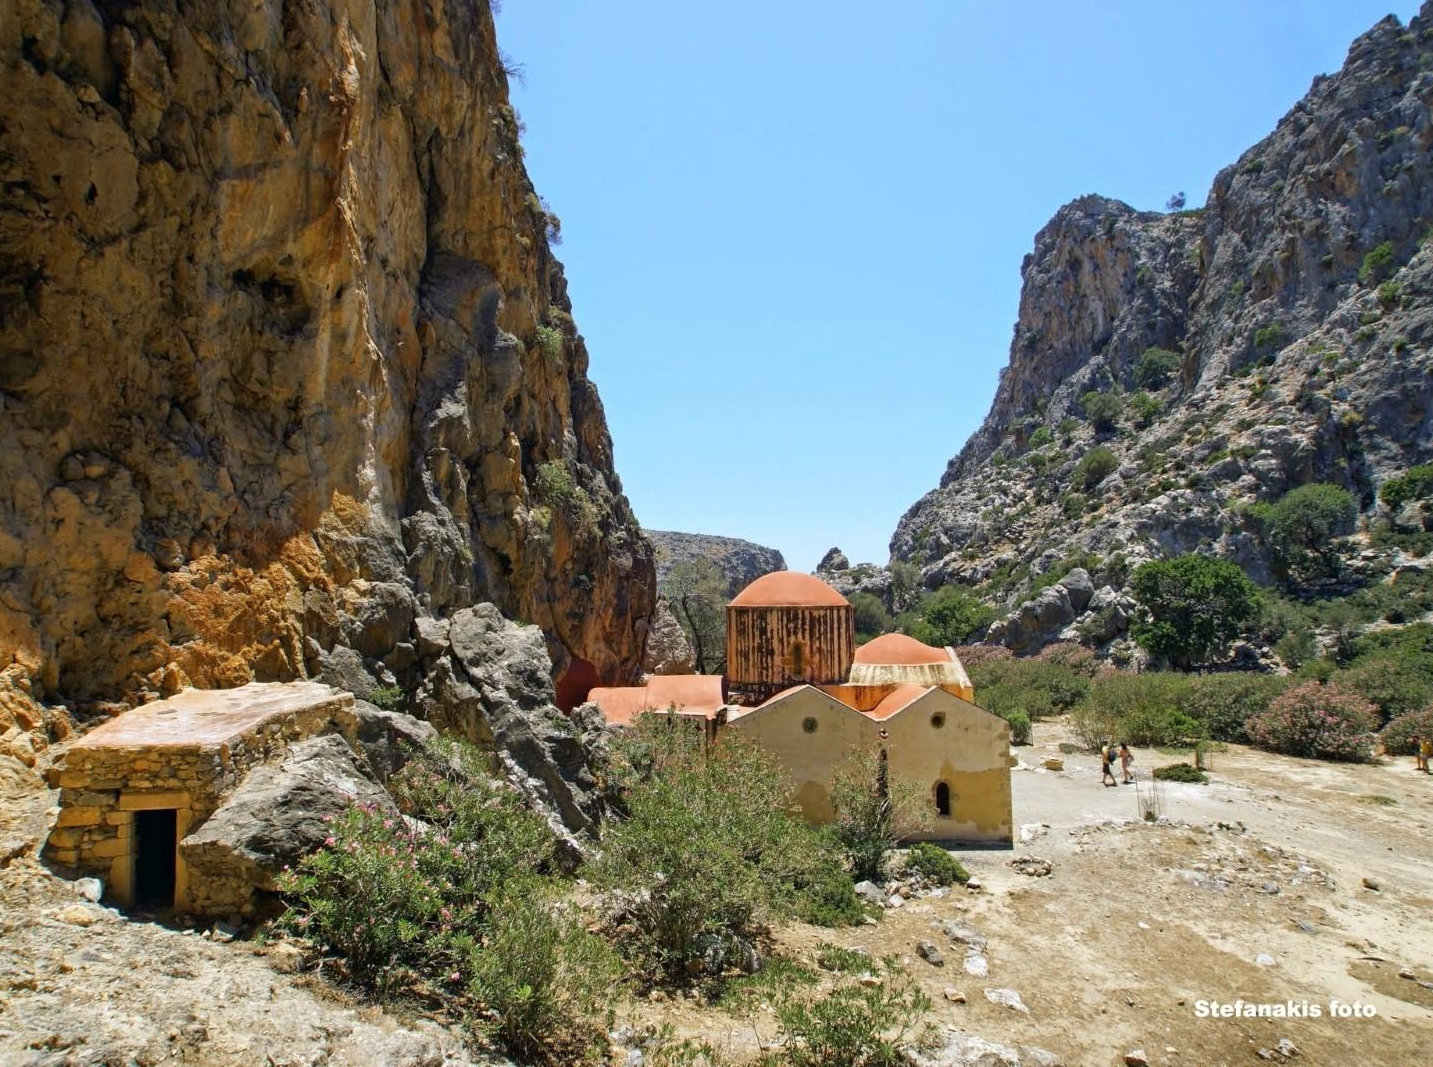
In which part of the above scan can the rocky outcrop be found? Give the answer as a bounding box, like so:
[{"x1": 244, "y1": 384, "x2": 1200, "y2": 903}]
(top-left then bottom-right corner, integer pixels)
[
  {"x1": 181, "y1": 735, "x2": 397, "y2": 900},
  {"x1": 412, "y1": 604, "x2": 603, "y2": 839},
  {"x1": 640, "y1": 598, "x2": 696, "y2": 676},
  {"x1": 648, "y1": 530, "x2": 786, "y2": 598},
  {"x1": 0, "y1": 1, "x2": 654, "y2": 727},
  {"x1": 891, "y1": 6, "x2": 1433, "y2": 648}
]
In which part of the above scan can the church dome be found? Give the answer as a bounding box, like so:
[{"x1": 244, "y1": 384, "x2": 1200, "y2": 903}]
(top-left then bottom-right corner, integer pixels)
[
  {"x1": 729, "y1": 571, "x2": 849, "y2": 608},
  {"x1": 853, "y1": 633, "x2": 952, "y2": 665}
]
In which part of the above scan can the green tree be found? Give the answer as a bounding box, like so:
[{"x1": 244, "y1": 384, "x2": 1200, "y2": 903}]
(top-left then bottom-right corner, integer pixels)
[
  {"x1": 1379, "y1": 464, "x2": 1433, "y2": 512},
  {"x1": 662, "y1": 558, "x2": 729, "y2": 674},
  {"x1": 1247, "y1": 483, "x2": 1357, "y2": 580},
  {"x1": 1081, "y1": 389, "x2": 1123, "y2": 432},
  {"x1": 1134, "y1": 347, "x2": 1181, "y2": 389},
  {"x1": 850, "y1": 592, "x2": 894, "y2": 644},
  {"x1": 1129, "y1": 554, "x2": 1263, "y2": 669},
  {"x1": 905, "y1": 587, "x2": 994, "y2": 647}
]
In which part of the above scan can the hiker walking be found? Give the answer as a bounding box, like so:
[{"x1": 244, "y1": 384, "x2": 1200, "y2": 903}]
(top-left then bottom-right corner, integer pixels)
[
  {"x1": 1119, "y1": 742, "x2": 1134, "y2": 785},
  {"x1": 1101, "y1": 741, "x2": 1118, "y2": 787}
]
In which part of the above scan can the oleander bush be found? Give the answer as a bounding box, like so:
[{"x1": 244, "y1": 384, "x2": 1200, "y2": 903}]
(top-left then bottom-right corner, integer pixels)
[
  {"x1": 1381, "y1": 708, "x2": 1433, "y2": 756},
  {"x1": 1244, "y1": 682, "x2": 1378, "y2": 761},
  {"x1": 278, "y1": 740, "x2": 613, "y2": 1064}
]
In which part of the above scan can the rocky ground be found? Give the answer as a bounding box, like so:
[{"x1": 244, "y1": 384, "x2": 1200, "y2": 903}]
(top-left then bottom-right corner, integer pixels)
[
  {"x1": 616, "y1": 722, "x2": 1433, "y2": 1065},
  {"x1": 4, "y1": 724, "x2": 1431, "y2": 1066}
]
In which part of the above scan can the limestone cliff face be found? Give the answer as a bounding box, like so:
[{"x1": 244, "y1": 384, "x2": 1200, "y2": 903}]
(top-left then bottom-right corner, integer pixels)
[
  {"x1": 891, "y1": 6, "x2": 1433, "y2": 646},
  {"x1": 0, "y1": 0, "x2": 655, "y2": 728}
]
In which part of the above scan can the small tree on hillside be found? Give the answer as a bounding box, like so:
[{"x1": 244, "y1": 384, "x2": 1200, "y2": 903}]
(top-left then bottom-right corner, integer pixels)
[
  {"x1": 907, "y1": 587, "x2": 995, "y2": 647},
  {"x1": 1130, "y1": 554, "x2": 1263, "y2": 670},
  {"x1": 663, "y1": 557, "x2": 729, "y2": 674},
  {"x1": 1246, "y1": 483, "x2": 1357, "y2": 582}
]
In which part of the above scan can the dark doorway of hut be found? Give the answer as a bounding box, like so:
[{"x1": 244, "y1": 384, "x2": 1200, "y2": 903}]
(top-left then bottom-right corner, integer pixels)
[{"x1": 133, "y1": 808, "x2": 177, "y2": 909}]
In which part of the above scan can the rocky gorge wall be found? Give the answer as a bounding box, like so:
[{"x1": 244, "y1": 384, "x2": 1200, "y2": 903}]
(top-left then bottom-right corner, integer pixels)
[
  {"x1": 0, "y1": 0, "x2": 655, "y2": 754},
  {"x1": 887, "y1": 6, "x2": 1433, "y2": 651}
]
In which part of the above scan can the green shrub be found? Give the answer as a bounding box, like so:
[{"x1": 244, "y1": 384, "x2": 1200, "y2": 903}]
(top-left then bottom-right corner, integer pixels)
[
  {"x1": 969, "y1": 656, "x2": 1091, "y2": 718},
  {"x1": 534, "y1": 459, "x2": 577, "y2": 503},
  {"x1": 1377, "y1": 280, "x2": 1403, "y2": 308},
  {"x1": 1135, "y1": 347, "x2": 1181, "y2": 389},
  {"x1": 791, "y1": 852, "x2": 868, "y2": 928},
  {"x1": 1153, "y1": 762, "x2": 1208, "y2": 783},
  {"x1": 1060, "y1": 492, "x2": 1087, "y2": 519},
  {"x1": 758, "y1": 959, "x2": 932, "y2": 1067},
  {"x1": 1253, "y1": 323, "x2": 1286, "y2": 351},
  {"x1": 1027, "y1": 425, "x2": 1052, "y2": 449},
  {"x1": 1129, "y1": 555, "x2": 1263, "y2": 669},
  {"x1": 1339, "y1": 656, "x2": 1433, "y2": 724},
  {"x1": 1002, "y1": 709, "x2": 1032, "y2": 745},
  {"x1": 1176, "y1": 672, "x2": 1289, "y2": 743},
  {"x1": 1074, "y1": 445, "x2": 1119, "y2": 489},
  {"x1": 1245, "y1": 682, "x2": 1378, "y2": 761},
  {"x1": 1360, "y1": 240, "x2": 1395, "y2": 284},
  {"x1": 278, "y1": 740, "x2": 612, "y2": 1062},
  {"x1": 1129, "y1": 391, "x2": 1162, "y2": 427},
  {"x1": 1081, "y1": 390, "x2": 1123, "y2": 433},
  {"x1": 1381, "y1": 708, "x2": 1433, "y2": 755},
  {"x1": 1073, "y1": 671, "x2": 1201, "y2": 749},
  {"x1": 1274, "y1": 627, "x2": 1317, "y2": 669},
  {"x1": 589, "y1": 722, "x2": 849, "y2": 982},
  {"x1": 534, "y1": 324, "x2": 564, "y2": 366},
  {"x1": 1379, "y1": 464, "x2": 1433, "y2": 511},
  {"x1": 367, "y1": 684, "x2": 403, "y2": 710},
  {"x1": 906, "y1": 587, "x2": 995, "y2": 647},
  {"x1": 904, "y1": 842, "x2": 970, "y2": 885},
  {"x1": 828, "y1": 750, "x2": 930, "y2": 883}
]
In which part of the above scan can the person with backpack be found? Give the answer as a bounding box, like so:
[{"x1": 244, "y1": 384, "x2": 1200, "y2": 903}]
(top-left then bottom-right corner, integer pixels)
[
  {"x1": 1119, "y1": 742, "x2": 1134, "y2": 784},
  {"x1": 1101, "y1": 741, "x2": 1118, "y2": 787}
]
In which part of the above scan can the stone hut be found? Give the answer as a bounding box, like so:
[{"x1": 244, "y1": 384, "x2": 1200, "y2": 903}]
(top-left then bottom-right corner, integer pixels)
[
  {"x1": 43, "y1": 682, "x2": 355, "y2": 915},
  {"x1": 725, "y1": 572, "x2": 855, "y2": 702}
]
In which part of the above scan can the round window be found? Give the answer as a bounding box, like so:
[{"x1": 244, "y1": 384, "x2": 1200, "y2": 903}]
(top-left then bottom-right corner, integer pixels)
[
  {"x1": 931, "y1": 712, "x2": 946, "y2": 729},
  {"x1": 802, "y1": 717, "x2": 819, "y2": 734}
]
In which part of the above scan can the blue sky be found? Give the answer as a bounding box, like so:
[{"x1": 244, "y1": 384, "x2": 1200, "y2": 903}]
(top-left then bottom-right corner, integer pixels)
[{"x1": 496, "y1": 1, "x2": 1420, "y2": 572}]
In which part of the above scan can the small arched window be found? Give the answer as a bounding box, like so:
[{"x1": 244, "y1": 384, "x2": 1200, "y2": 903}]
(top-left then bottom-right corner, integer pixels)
[
  {"x1": 935, "y1": 782, "x2": 952, "y2": 817},
  {"x1": 930, "y1": 712, "x2": 946, "y2": 729}
]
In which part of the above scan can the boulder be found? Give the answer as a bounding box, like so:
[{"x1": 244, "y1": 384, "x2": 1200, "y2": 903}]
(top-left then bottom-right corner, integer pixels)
[
  {"x1": 340, "y1": 700, "x2": 439, "y2": 782},
  {"x1": 641, "y1": 598, "x2": 696, "y2": 676},
  {"x1": 181, "y1": 736, "x2": 397, "y2": 895},
  {"x1": 1058, "y1": 568, "x2": 1094, "y2": 613},
  {"x1": 906, "y1": 1031, "x2": 1063, "y2": 1066},
  {"x1": 417, "y1": 603, "x2": 603, "y2": 840},
  {"x1": 987, "y1": 585, "x2": 1076, "y2": 654}
]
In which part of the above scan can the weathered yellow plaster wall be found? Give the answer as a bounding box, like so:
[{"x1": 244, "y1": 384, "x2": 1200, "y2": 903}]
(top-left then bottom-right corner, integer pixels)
[
  {"x1": 727, "y1": 685, "x2": 1013, "y2": 845},
  {"x1": 728, "y1": 687, "x2": 878, "y2": 822},
  {"x1": 883, "y1": 690, "x2": 1013, "y2": 844}
]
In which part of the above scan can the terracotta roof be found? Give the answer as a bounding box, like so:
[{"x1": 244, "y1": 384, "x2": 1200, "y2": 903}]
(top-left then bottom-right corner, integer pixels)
[
  {"x1": 754, "y1": 682, "x2": 930, "y2": 721},
  {"x1": 853, "y1": 633, "x2": 953, "y2": 666},
  {"x1": 867, "y1": 684, "x2": 930, "y2": 720},
  {"x1": 729, "y1": 571, "x2": 849, "y2": 608},
  {"x1": 588, "y1": 674, "x2": 725, "y2": 726}
]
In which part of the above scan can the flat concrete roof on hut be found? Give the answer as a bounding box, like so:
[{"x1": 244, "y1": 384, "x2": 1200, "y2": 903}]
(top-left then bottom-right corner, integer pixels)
[{"x1": 68, "y1": 682, "x2": 353, "y2": 751}]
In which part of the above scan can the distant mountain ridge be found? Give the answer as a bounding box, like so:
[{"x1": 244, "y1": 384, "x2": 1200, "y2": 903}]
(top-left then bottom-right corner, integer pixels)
[
  {"x1": 884, "y1": 5, "x2": 1433, "y2": 651},
  {"x1": 647, "y1": 531, "x2": 786, "y2": 599}
]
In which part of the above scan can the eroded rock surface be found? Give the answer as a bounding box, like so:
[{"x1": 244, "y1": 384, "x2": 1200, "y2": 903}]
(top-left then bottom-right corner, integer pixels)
[
  {"x1": 0, "y1": 0, "x2": 654, "y2": 738},
  {"x1": 888, "y1": 7, "x2": 1433, "y2": 649}
]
